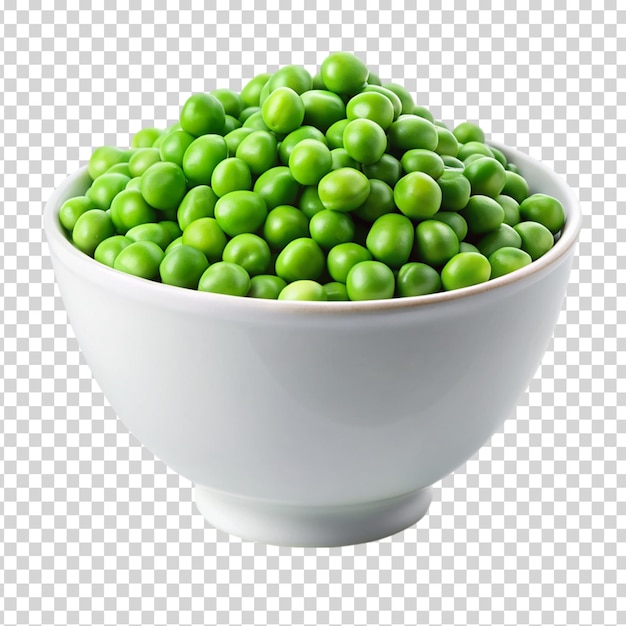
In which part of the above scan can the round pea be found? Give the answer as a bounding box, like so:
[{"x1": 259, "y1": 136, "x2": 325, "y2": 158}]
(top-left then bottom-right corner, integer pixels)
[
  {"x1": 106, "y1": 162, "x2": 131, "y2": 177},
  {"x1": 346, "y1": 91, "x2": 394, "y2": 130},
  {"x1": 263, "y1": 205, "x2": 310, "y2": 250},
  {"x1": 86, "y1": 172, "x2": 130, "y2": 210},
  {"x1": 211, "y1": 88, "x2": 244, "y2": 118},
  {"x1": 125, "y1": 222, "x2": 171, "y2": 250},
  {"x1": 383, "y1": 83, "x2": 415, "y2": 115},
  {"x1": 222, "y1": 114, "x2": 241, "y2": 135},
  {"x1": 327, "y1": 242, "x2": 372, "y2": 283},
  {"x1": 182, "y1": 135, "x2": 228, "y2": 186},
  {"x1": 125, "y1": 177, "x2": 142, "y2": 191},
  {"x1": 213, "y1": 190, "x2": 268, "y2": 236},
  {"x1": 267, "y1": 65, "x2": 312, "y2": 95},
  {"x1": 110, "y1": 189, "x2": 156, "y2": 233},
  {"x1": 457, "y1": 141, "x2": 494, "y2": 161},
  {"x1": 261, "y1": 86, "x2": 305, "y2": 134},
  {"x1": 500, "y1": 170, "x2": 530, "y2": 204},
  {"x1": 242, "y1": 111, "x2": 273, "y2": 132},
  {"x1": 132, "y1": 127, "x2": 162, "y2": 149},
  {"x1": 159, "y1": 130, "x2": 196, "y2": 168},
  {"x1": 396, "y1": 262, "x2": 442, "y2": 297},
  {"x1": 394, "y1": 171, "x2": 442, "y2": 219},
  {"x1": 309, "y1": 209, "x2": 355, "y2": 249},
  {"x1": 431, "y1": 211, "x2": 468, "y2": 242},
  {"x1": 241, "y1": 73, "x2": 271, "y2": 108},
  {"x1": 247, "y1": 274, "x2": 287, "y2": 299},
  {"x1": 459, "y1": 195, "x2": 505, "y2": 235},
  {"x1": 165, "y1": 236, "x2": 183, "y2": 254},
  {"x1": 488, "y1": 247, "x2": 533, "y2": 279},
  {"x1": 441, "y1": 155, "x2": 465, "y2": 170},
  {"x1": 160, "y1": 220, "x2": 182, "y2": 242},
  {"x1": 140, "y1": 162, "x2": 186, "y2": 211},
  {"x1": 353, "y1": 179, "x2": 396, "y2": 223},
  {"x1": 159, "y1": 244, "x2": 209, "y2": 289},
  {"x1": 341, "y1": 118, "x2": 387, "y2": 165},
  {"x1": 198, "y1": 262, "x2": 250, "y2": 297},
  {"x1": 224, "y1": 127, "x2": 255, "y2": 156},
  {"x1": 318, "y1": 168, "x2": 370, "y2": 212},
  {"x1": 275, "y1": 238, "x2": 325, "y2": 282},
  {"x1": 330, "y1": 148, "x2": 359, "y2": 170},
  {"x1": 278, "y1": 126, "x2": 327, "y2": 165},
  {"x1": 320, "y1": 52, "x2": 369, "y2": 95},
  {"x1": 361, "y1": 153, "x2": 403, "y2": 187},
  {"x1": 88, "y1": 146, "x2": 131, "y2": 180},
  {"x1": 507, "y1": 162, "x2": 520, "y2": 175},
  {"x1": 441, "y1": 252, "x2": 491, "y2": 291},
  {"x1": 299, "y1": 186, "x2": 325, "y2": 219},
  {"x1": 477, "y1": 223, "x2": 522, "y2": 258},
  {"x1": 113, "y1": 240, "x2": 164, "y2": 280},
  {"x1": 94, "y1": 235, "x2": 131, "y2": 267},
  {"x1": 401, "y1": 149, "x2": 445, "y2": 179},
  {"x1": 413, "y1": 105, "x2": 435, "y2": 123},
  {"x1": 325, "y1": 119, "x2": 350, "y2": 149},
  {"x1": 300, "y1": 90, "x2": 346, "y2": 133},
  {"x1": 211, "y1": 157, "x2": 252, "y2": 197},
  {"x1": 513, "y1": 221, "x2": 555, "y2": 260},
  {"x1": 222, "y1": 233, "x2": 271, "y2": 276},
  {"x1": 253, "y1": 166, "x2": 300, "y2": 209},
  {"x1": 362, "y1": 85, "x2": 402, "y2": 120},
  {"x1": 388, "y1": 115, "x2": 438, "y2": 152},
  {"x1": 366, "y1": 213, "x2": 414, "y2": 268},
  {"x1": 236, "y1": 130, "x2": 278, "y2": 175},
  {"x1": 182, "y1": 217, "x2": 227, "y2": 261},
  {"x1": 177, "y1": 186, "x2": 218, "y2": 230},
  {"x1": 489, "y1": 146, "x2": 508, "y2": 168},
  {"x1": 459, "y1": 241, "x2": 480, "y2": 254},
  {"x1": 434, "y1": 126, "x2": 459, "y2": 157},
  {"x1": 278, "y1": 280, "x2": 327, "y2": 301},
  {"x1": 59, "y1": 196, "x2": 97, "y2": 232},
  {"x1": 453, "y1": 121, "x2": 485, "y2": 144},
  {"x1": 72, "y1": 209, "x2": 115, "y2": 255},
  {"x1": 180, "y1": 93, "x2": 225, "y2": 136},
  {"x1": 289, "y1": 139, "x2": 332, "y2": 185},
  {"x1": 324, "y1": 282, "x2": 349, "y2": 301},
  {"x1": 346, "y1": 260, "x2": 395, "y2": 301},
  {"x1": 464, "y1": 157, "x2": 507, "y2": 197},
  {"x1": 495, "y1": 194, "x2": 521, "y2": 227},
  {"x1": 519, "y1": 194, "x2": 565, "y2": 234},
  {"x1": 128, "y1": 148, "x2": 161, "y2": 178},
  {"x1": 414, "y1": 220, "x2": 460, "y2": 267}
]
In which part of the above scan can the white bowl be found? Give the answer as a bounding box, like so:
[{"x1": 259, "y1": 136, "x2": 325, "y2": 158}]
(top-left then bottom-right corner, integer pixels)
[{"x1": 44, "y1": 143, "x2": 581, "y2": 547}]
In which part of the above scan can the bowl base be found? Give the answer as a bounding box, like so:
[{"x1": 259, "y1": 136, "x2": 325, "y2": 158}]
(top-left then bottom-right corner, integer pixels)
[{"x1": 193, "y1": 485, "x2": 433, "y2": 547}]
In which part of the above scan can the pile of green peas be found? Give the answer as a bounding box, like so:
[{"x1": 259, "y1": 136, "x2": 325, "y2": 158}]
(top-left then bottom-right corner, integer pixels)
[{"x1": 60, "y1": 52, "x2": 566, "y2": 301}]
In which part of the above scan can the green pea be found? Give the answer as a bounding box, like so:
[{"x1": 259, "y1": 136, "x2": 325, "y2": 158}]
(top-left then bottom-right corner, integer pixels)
[
  {"x1": 330, "y1": 148, "x2": 359, "y2": 170},
  {"x1": 177, "y1": 186, "x2": 218, "y2": 230},
  {"x1": 318, "y1": 167, "x2": 370, "y2": 212},
  {"x1": 361, "y1": 153, "x2": 403, "y2": 187},
  {"x1": 211, "y1": 157, "x2": 252, "y2": 197},
  {"x1": 464, "y1": 156, "x2": 507, "y2": 197},
  {"x1": 489, "y1": 247, "x2": 533, "y2": 279},
  {"x1": 131, "y1": 127, "x2": 162, "y2": 148},
  {"x1": 394, "y1": 171, "x2": 442, "y2": 220},
  {"x1": 253, "y1": 166, "x2": 299, "y2": 209},
  {"x1": 506, "y1": 162, "x2": 520, "y2": 175},
  {"x1": 401, "y1": 149, "x2": 445, "y2": 179},
  {"x1": 301, "y1": 90, "x2": 347, "y2": 133},
  {"x1": 222, "y1": 114, "x2": 241, "y2": 135},
  {"x1": 94, "y1": 235, "x2": 131, "y2": 267},
  {"x1": 519, "y1": 194, "x2": 565, "y2": 234},
  {"x1": 346, "y1": 91, "x2": 394, "y2": 130},
  {"x1": 241, "y1": 73, "x2": 271, "y2": 108},
  {"x1": 159, "y1": 244, "x2": 209, "y2": 289},
  {"x1": 88, "y1": 146, "x2": 131, "y2": 180},
  {"x1": 110, "y1": 189, "x2": 156, "y2": 234},
  {"x1": 182, "y1": 134, "x2": 228, "y2": 186},
  {"x1": 125, "y1": 177, "x2": 142, "y2": 191},
  {"x1": 261, "y1": 86, "x2": 305, "y2": 134},
  {"x1": 413, "y1": 105, "x2": 435, "y2": 123},
  {"x1": 325, "y1": 118, "x2": 349, "y2": 149},
  {"x1": 299, "y1": 186, "x2": 326, "y2": 219},
  {"x1": 434, "y1": 127, "x2": 460, "y2": 157},
  {"x1": 220, "y1": 233, "x2": 270, "y2": 276},
  {"x1": 342, "y1": 118, "x2": 387, "y2": 165},
  {"x1": 214, "y1": 190, "x2": 268, "y2": 236},
  {"x1": 224, "y1": 127, "x2": 255, "y2": 156},
  {"x1": 513, "y1": 221, "x2": 555, "y2": 260},
  {"x1": 278, "y1": 126, "x2": 327, "y2": 165},
  {"x1": 381, "y1": 83, "x2": 414, "y2": 115},
  {"x1": 366, "y1": 213, "x2": 414, "y2": 268},
  {"x1": 500, "y1": 170, "x2": 530, "y2": 204},
  {"x1": 324, "y1": 282, "x2": 349, "y2": 301},
  {"x1": 211, "y1": 88, "x2": 244, "y2": 118},
  {"x1": 180, "y1": 93, "x2": 225, "y2": 136},
  {"x1": 441, "y1": 252, "x2": 491, "y2": 291},
  {"x1": 431, "y1": 211, "x2": 468, "y2": 242},
  {"x1": 159, "y1": 130, "x2": 196, "y2": 168},
  {"x1": 182, "y1": 217, "x2": 227, "y2": 261},
  {"x1": 267, "y1": 65, "x2": 312, "y2": 95},
  {"x1": 459, "y1": 195, "x2": 505, "y2": 235},
  {"x1": 160, "y1": 219, "x2": 182, "y2": 240},
  {"x1": 86, "y1": 173, "x2": 130, "y2": 210},
  {"x1": 463, "y1": 153, "x2": 488, "y2": 166},
  {"x1": 236, "y1": 130, "x2": 278, "y2": 175},
  {"x1": 327, "y1": 242, "x2": 372, "y2": 283},
  {"x1": 388, "y1": 115, "x2": 438, "y2": 152},
  {"x1": 489, "y1": 146, "x2": 508, "y2": 168},
  {"x1": 275, "y1": 238, "x2": 325, "y2": 282},
  {"x1": 396, "y1": 262, "x2": 441, "y2": 297},
  {"x1": 106, "y1": 162, "x2": 131, "y2": 177},
  {"x1": 459, "y1": 241, "x2": 480, "y2": 254},
  {"x1": 346, "y1": 260, "x2": 395, "y2": 301},
  {"x1": 247, "y1": 274, "x2": 287, "y2": 299},
  {"x1": 309, "y1": 209, "x2": 355, "y2": 249},
  {"x1": 59, "y1": 196, "x2": 97, "y2": 232},
  {"x1": 113, "y1": 240, "x2": 164, "y2": 280},
  {"x1": 263, "y1": 205, "x2": 310, "y2": 250},
  {"x1": 457, "y1": 141, "x2": 494, "y2": 161},
  {"x1": 495, "y1": 194, "x2": 521, "y2": 227},
  {"x1": 198, "y1": 262, "x2": 250, "y2": 297},
  {"x1": 441, "y1": 155, "x2": 465, "y2": 170},
  {"x1": 126, "y1": 222, "x2": 171, "y2": 250},
  {"x1": 477, "y1": 224, "x2": 522, "y2": 257},
  {"x1": 288, "y1": 139, "x2": 332, "y2": 185},
  {"x1": 353, "y1": 179, "x2": 395, "y2": 223},
  {"x1": 367, "y1": 72, "x2": 382, "y2": 86},
  {"x1": 242, "y1": 110, "x2": 273, "y2": 132},
  {"x1": 453, "y1": 121, "x2": 485, "y2": 144},
  {"x1": 362, "y1": 85, "x2": 402, "y2": 120},
  {"x1": 140, "y1": 162, "x2": 187, "y2": 211},
  {"x1": 320, "y1": 52, "x2": 369, "y2": 95},
  {"x1": 414, "y1": 220, "x2": 460, "y2": 267},
  {"x1": 278, "y1": 280, "x2": 327, "y2": 301},
  {"x1": 165, "y1": 236, "x2": 184, "y2": 254}
]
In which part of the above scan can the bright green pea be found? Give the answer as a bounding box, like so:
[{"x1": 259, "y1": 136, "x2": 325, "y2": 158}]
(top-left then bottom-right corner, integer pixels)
[
  {"x1": 59, "y1": 196, "x2": 97, "y2": 232},
  {"x1": 327, "y1": 242, "x2": 372, "y2": 283},
  {"x1": 489, "y1": 146, "x2": 508, "y2": 167},
  {"x1": 382, "y1": 82, "x2": 415, "y2": 115},
  {"x1": 353, "y1": 179, "x2": 396, "y2": 222},
  {"x1": 311, "y1": 72, "x2": 325, "y2": 89},
  {"x1": 495, "y1": 194, "x2": 521, "y2": 227},
  {"x1": 180, "y1": 93, "x2": 225, "y2": 136},
  {"x1": 434, "y1": 126, "x2": 459, "y2": 157},
  {"x1": 325, "y1": 119, "x2": 350, "y2": 149},
  {"x1": 414, "y1": 220, "x2": 460, "y2": 267},
  {"x1": 106, "y1": 162, "x2": 131, "y2": 177},
  {"x1": 432, "y1": 211, "x2": 468, "y2": 242},
  {"x1": 160, "y1": 220, "x2": 182, "y2": 241},
  {"x1": 309, "y1": 209, "x2": 355, "y2": 249},
  {"x1": 330, "y1": 148, "x2": 359, "y2": 170},
  {"x1": 86, "y1": 173, "x2": 130, "y2": 210},
  {"x1": 501, "y1": 170, "x2": 530, "y2": 204},
  {"x1": 413, "y1": 105, "x2": 435, "y2": 123},
  {"x1": 211, "y1": 88, "x2": 244, "y2": 118},
  {"x1": 182, "y1": 217, "x2": 227, "y2": 262},
  {"x1": 457, "y1": 141, "x2": 494, "y2": 161},
  {"x1": 278, "y1": 280, "x2": 327, "y2": 301},
  {"x1": 198, "y1": 262, "x2": 250, "y2": 296},
  {"x1": 261, "y1": 86, "x2": 305, "y2": 134},
  {"x1": 239, "y1": 108, "x2": 260, "y2": 124},
  {"x1": 211, "y1": 157, "x2": 252, "y2": 197},
  {"x1": 236, "y1": 130, "x2": 278, "y2": 175},
  {"x1": 289, "y1": 138, "x2": 332, "y2": 185},
  {"x1": 459, "y1": 241, "x2": 480, "y2": 254},
  {"x1": 519, "y1": 194, "x2": 565, "y2": 234},
  {"x1": 88, "y1": 146, "x2": 131, "y2": 180},
  {"x1": 182, "y1": 134, "x2": 228, "y2": 186},
  {"x1": 366, "y1": 213, "x2": 414, "y2": 268},
  {"x1": 253, "y1": 166, "x2": 300, "y2": 209},
  {"x1": 464, "y1": 156, "x2": 507, "y2": 197},
  {"x1": 477, "y1": 223, "x2": 522, "y2": 258},
  {"x1": 453, "y1": 121, "x2": 485, "y2": 144},
  {"x1": 489, "y1": 247, "x2": 533, "y2": 279},
  {"x1": 388, "y1": 115, "x2": 438, "y2": 152},
  {"x1": 506, "y1": 162, "x2": 520, "y2": 175},
  {"x1": 94, "y1": 235, "x2": 131, "y2": 267},
  {"x1": 401, "y1": 149, "x2": 445, "y2": 179},
  {"x1": 222, "y1": 114, "x2": 241, "y2": 134},
  {"x1": 278, "y1": 126, "x2": 327, "y2": 165},
  {"x1": 224, "y1": 127, "x2": 255, "y2": 156},
  {"x1": 110, "y1": 189, "x2": 156, "y2": 234},
  {"x1": 126, "y1": 222, "x2": 171, "y2": 250},
  {"x1": 463, "y1": 153, "x2": 487, "y2": 166},
  {"x1": 263, "y1": 205, "x2": 309, "y2": 250},
  {"x1": 177, "y1": 186, "x2": 218, "y2": 230},
  {"x1": 361, "y1": 153, "x2": 403, "y2": 187},
  {"x1": 275, "y1": 237, "x2": 325, "y2": 282},
  {"x1": 247, "y1": 274, "x2": 287, "y2": 299},
  {"x1": 320, "y1": 52, "x2": 368, "y2": 95},
  {"x1": 159, "y1": 244, "x2": 209, "y2": 289},
  {"x1": 165, "y1": 236, "x2": 183, "y2": 254},
  {"x1": 222, "y1": 233, "x2": 271, "y2": 276},
  {"x1": 441, "y1": 252, "x2": 491, "y2": 291},
  {"x1": 299, "y1": 186, "x2": 326, "y2": 219},
  {"x1": 301, "y1": 90, "x2": 346, "y2": 133},
  {"x1": 113, "y1": 240, "x2": 164, "y2": 280},
  {"x1": 140, "y1": 162, "x2": 187, "y2": 211},
  {"x1": 242, "y1": 110, "x2": 273, "y2": 132},
  {"x1": 324, "y1": 282, "x2": 349, "y2": 301},
  {"x1": 125, "y1": 177, "x2": 142, "y2": 191},
  {"x1": 240, "y1": 73, "x2": 271, "y2": 108},
  {"x1": 342, "y1": 118, "x2": 387, "y2": 164},
  {"x1": 362, "y1": 85, "x2": 402, "y2": 120},
  {"x1": 159, "y1": 130, "x2": 196, "y2": 168},
  {"x1": 459, "y1": 195, "x2": 505, "y2": 235},
  {"x1": 396, "y1": 262, "x2": 441, "y2": 297},
  {"x1": 394, "y1": 171, "x2": 442, "y2": 219},
  {"x1": 513, "y1": 221, "x2": 555, "y2": 260},
  {"x1": 441, "y1": 155, "x2": 465, "y2": 170},
  {"x1": 318, "y1": 168, "x2": 371, "y2": 212},
  {"x1": 131, "y1": 127, "x2": 162, "y2": 148},
  {"x1": 346, "y1": 260, "x2": 395, "y2": 301},
  {"x1": 214, "y1": 190, "x2": 268, "y2": 236},
  {"x1": 267, "y1": 65, "x2": 312, "y2": 95},
  {"x1": 346, "y1": 91, "x2": 394, "y2": 130}
]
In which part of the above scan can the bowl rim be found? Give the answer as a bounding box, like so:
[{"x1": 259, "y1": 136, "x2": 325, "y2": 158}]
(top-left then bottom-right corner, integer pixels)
[{"x1": 44, "y1": 141, "x2": 582, "y2": 314}]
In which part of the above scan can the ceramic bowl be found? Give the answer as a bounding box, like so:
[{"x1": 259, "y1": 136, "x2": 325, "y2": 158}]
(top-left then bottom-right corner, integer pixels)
[{"x1": 44, "y1": 143, "x2": 581, "y2": 547}]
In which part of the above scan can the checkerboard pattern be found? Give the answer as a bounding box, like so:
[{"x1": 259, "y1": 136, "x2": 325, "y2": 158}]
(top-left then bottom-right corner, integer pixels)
[{"x1": 1, "y1": 2, "x2": 623, "y2": 625}]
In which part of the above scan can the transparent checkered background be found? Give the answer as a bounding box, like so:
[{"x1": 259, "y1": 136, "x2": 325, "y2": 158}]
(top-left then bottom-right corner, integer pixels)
[{"x1": 0, "y1": 1, "x2": 623, "y2": 625}]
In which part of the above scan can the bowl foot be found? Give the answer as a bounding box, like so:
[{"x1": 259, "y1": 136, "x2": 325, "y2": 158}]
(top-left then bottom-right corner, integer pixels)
[{"x1": 193, "y1": 485, "x2": 433, "y2": 547}]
